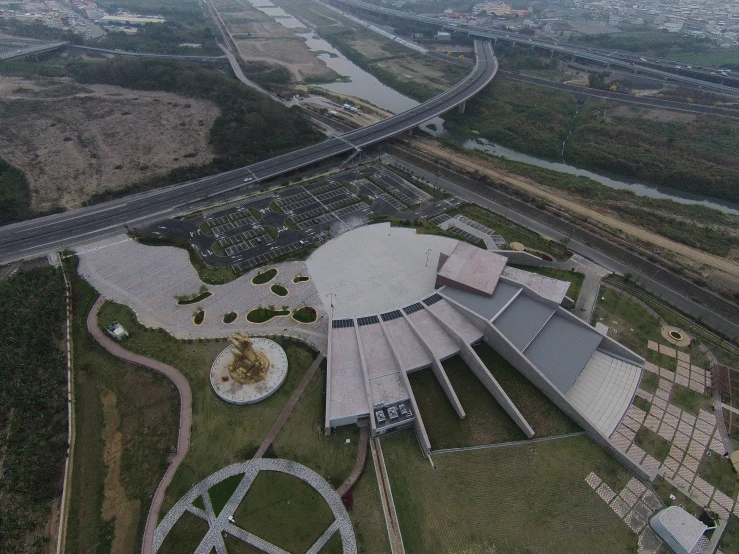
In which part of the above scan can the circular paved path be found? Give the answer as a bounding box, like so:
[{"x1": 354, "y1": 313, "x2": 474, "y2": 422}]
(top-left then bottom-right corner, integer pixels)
[{"x1": 154, "y1": 459, "x2": 357, "y2": 554}]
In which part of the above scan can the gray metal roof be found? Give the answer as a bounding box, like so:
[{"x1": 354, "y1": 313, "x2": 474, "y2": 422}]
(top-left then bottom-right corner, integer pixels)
[
  {"x1": 493, "y1": 294, "x2": 556, "y2": 351},
  {"x1": 524, "y1": 314, "x2": 603, "y2": 393},
  {"x1": 441, "y1": 281, "x2": 520, "y2": 321}
]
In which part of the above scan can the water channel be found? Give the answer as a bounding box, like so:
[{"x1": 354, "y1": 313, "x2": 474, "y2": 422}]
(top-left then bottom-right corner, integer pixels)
[{"x1": 246, "y1": 0, "x2": 739, "y2": 216}]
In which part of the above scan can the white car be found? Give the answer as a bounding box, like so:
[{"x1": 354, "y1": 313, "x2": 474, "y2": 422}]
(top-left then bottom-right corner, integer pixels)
[{"x1": 243, "y1": 177, "x2": 253, "y2": 182}]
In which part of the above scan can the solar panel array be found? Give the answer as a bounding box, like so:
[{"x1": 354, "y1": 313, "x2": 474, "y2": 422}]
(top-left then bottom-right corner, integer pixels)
[
  {"x1": 380, "y1": 310, "x2": 403, "y2": 322},
  {"x1": 332, "y1": 319, "x2": 355, "y2": 329},
  {"x1": 403, "y1": 303, "x2": 424, "y2": 315},
  {"x1": 423, "y1": 293, "x2": 443, "y2": 306},
  {"x1": 357, "y1": 315, "x2": 379, "y2": 326}
]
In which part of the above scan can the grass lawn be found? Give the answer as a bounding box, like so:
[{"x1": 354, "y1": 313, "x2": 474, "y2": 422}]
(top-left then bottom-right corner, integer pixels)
[
  {"x1": 199, "y1": 222, "x2": 213, "y2": 235},
  {"x1": 65, "y1": 261, "x2": 179, "y2": 554},
  {"x1": 474, "y1": 343, "x2": 581, "y2": 437},
  {"x1": 284, "y1": 217, "x2": 299, "y2": 231},
  {"x1": 246, "y1": 307, "x2": 290, "y2": 323},
  {"x1": 633, "y1": 395, "x2": 651, "y2": 413},
  {"x1": 651, "y1": 476, "x2": 702, "y2": 517},
  {"x1": 320, "y1": 532, "x2": 343, "y2": 553},
  {"x1": 697, "y1": 453, "x2": 739, "y2": 499},
  {"x1": 719, "y1": 516, "x2": 739, "y2": 553},
  {"x1": 232, "y1": 471, "x2": 335, "y2": 553},
  {"x1": 408, "y1": 359, "x2": 526, "y2": 450},
  {"x1": 382, "y1": 430, "x2": 636, "y2": 554},
  {"x1": 249, "y1": 207, "x2": 262, "y2": 220},
  {"x1": 264, "y1": 225, "x2": 279, "y2": 240},
  {"x1": 208, "y1": 473, "x2": 245, "y2": 516},
  {"x1": 212, "y1": 241, "x2": 226, "y2": 257},
  {"x1": 646, "y1": 348, "x2": 678, "y2": 372},
  {"x1": 271, "y1": 283, "x2": 288, "y2": 296},
  {"x1": 252, "y1": 268, "x2": 277, "y2": 285},
  {"x1": 640, "y1": 371, "x2": 660, "y2": 394},
  {"x1": 158, "y1": 511, "x2": 210, "y2": 554},
  {"x1": 670, "y1": 383, "x2": 713, "y2": 415},
  {"x1": 592, "y1": 288, "x2": 662, "y2": 357},
  {"x1": 270, "y1": 363, "x2": 390, "y2": 552},
  {"x1": 634, "y1": 427, "x2": 671, "y2": 462},
  {"x1": 269, "y1": 201, "x2": 283, "y2": 213},
  {"x1": 509, "y1": 265, "x2": 585, "y2": 303},
  {"x1": 458, "y1": 204, "x2": 568, "y2": 260},
  {"x1": 94, "y1": 301, "x2": 319, "y2": 520}
]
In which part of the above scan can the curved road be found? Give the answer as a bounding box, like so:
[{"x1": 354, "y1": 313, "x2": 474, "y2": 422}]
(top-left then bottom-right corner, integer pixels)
[
  {"x1": 86, "y1": 296, "x2": 193, "y2": 554},
  {"x1": 0, "y1": 39, "x2": 497, "y2": 265},
  {"x1": 328, "y1": 0, "x2": 739, "y2": 97}
]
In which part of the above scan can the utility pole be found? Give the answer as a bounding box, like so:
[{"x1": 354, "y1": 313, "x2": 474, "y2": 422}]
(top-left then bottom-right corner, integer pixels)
[{"x1": 326, "y1": 293, "x2": 337, "y2": 319}]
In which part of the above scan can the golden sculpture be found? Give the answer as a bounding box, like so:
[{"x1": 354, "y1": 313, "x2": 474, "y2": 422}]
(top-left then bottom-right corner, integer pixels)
[{"x1": 228, "y1": 331, "x2": 270, "y2": 384}]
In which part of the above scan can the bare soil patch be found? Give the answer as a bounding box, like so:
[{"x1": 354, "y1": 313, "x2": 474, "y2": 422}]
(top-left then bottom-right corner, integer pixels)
[
  {"x1": 235, "y1": 37, "x2": 336, "y2": 81},
  {"x1": 101, "y1": 390, "x2": 141, "y2": 554},
  {"x1": 0, "y1": 76, "x2": 220, "y2": 211}
]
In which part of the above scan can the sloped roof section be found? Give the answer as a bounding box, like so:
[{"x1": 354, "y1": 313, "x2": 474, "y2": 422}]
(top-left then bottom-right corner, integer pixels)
[{"x1": 436, "y1": 242, "x2": 508, "y2": 297}]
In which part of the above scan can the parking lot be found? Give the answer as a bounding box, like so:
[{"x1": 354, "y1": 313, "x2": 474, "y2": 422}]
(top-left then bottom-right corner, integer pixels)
[{"x1": 152, "y1": 164, "x2": 453, "y2": 273}]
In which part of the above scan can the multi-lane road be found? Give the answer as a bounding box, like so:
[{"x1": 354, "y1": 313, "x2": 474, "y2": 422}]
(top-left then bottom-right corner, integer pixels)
[
  {"x1": 0, "y1": 40, "x2": 497, "y2": 264},
  {"x1": 327, "y1": 0, "x2": 739, "y2": 97}
]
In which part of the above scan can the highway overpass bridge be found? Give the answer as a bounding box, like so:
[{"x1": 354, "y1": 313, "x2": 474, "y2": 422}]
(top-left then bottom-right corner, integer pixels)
[
  {"x1": 0, "y1": 40, "x2": 67, "y2": 61},
  {"x1": 0, "y1": 39, "x2": 497, "y2": 264},
  {"x1": 327, "y1": 0, "x2": 739, "y2": 98}
]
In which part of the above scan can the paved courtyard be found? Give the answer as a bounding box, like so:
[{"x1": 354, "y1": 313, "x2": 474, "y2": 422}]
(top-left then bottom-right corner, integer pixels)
[
  {"x1": 605, "y1": 339, "x2": 738, "y2": 552},
  {"x1": 76, "y1": 235, "x2": 328, "y2": 350}
]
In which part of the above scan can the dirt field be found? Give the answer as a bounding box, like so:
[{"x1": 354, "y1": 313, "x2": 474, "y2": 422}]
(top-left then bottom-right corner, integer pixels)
[
  {"x1": 0, "y1": 76, "x2": 220, "y2": 211},
  {"x1": 213, "y1": 0, "x2": 337, "y2": 82}
]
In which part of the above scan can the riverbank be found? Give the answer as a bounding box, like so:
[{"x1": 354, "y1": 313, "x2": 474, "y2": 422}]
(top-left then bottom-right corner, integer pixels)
[
  {"x1": 443, "y1": 76, "x2": 739, "y2": 205},
  {"x1": 403, "y1": 137, "x2": 739, "y2": 298}
]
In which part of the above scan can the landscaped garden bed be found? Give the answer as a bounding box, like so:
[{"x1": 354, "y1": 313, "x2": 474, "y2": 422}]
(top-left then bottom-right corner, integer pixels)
[
  {"x1": 271, "y1": 284, "x2": 288, "y2": 297},
  {"x1": 292, "y1": 307, "x2": 317, "y2": 323},
  {"x1": 252, "y1": 268, "x2": 277, "y2": 285},
  {"x1": 246, "y1": 307, "x2": 290, "y2": 323},
  {"x1": 193, "y1": 309, "x2": 205, "y2": 325},
  {"x1": 222, "y1": 312, "x2": 238, "y2": 324}
]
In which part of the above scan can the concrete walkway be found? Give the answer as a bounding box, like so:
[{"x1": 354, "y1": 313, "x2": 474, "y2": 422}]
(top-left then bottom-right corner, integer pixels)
[
  {"x1": 86, "y1": 296, "x2": 193, "y2": 554},
  {"x1": 337, "y1": 426, "x2": 369, "y2": 497},
  {"x1": 574, "y1": 270, "x2": 602, "y2": 323},
  {"x1": 254, "y1": 353, "x2": 325, "y2": 459},
  {"x1": 154, "y1": 459, "x2": 357, "y2": 553}
]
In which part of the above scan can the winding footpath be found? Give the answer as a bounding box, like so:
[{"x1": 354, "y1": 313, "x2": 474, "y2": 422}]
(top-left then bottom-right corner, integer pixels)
[{"x1": 86, "y1": 296, "x2": 193, "y2": 554}]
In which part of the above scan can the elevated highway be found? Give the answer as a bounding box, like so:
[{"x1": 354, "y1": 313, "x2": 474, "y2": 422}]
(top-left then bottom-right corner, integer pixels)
[
  {"x1": 0, "y1": 39, "x2": 497, "y2": 263},
  {"x1": 0, "y1": 40, "x2": 66, "y2": 61},
  {"x1": 328, "y1": 0, "x2": 739, "y2": 97}
]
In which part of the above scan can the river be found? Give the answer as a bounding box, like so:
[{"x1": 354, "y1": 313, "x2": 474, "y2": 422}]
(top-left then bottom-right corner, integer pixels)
[{"x1": 246, "y1": 0, "x2": 739, "y2": 216}]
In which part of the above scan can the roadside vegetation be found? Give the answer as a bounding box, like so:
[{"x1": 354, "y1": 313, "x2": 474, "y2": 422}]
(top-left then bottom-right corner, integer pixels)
[
  {"x1": 445, "y1": 77, "x2": 739, "y2": 205},
  {"x1": 435, "y1": 138, "x2": 739, "y2": 258},
  {"x1": 62, "y1": 256, "x2": 179, "y2": 554},
  {"x1": 0, "y1": 266, "x2": 67, "y2": 554}
]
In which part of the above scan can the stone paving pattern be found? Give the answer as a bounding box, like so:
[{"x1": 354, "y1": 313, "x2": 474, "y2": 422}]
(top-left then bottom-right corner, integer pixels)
[
  {"x1": 586, "y1": 472, "x2": 665, "y2": 552},
  {"x1": 154, "y1": 459, "x2": 357, "y2": 554},
  {"x1": 76, "y1": 235, "x2": 328, "y2": 351},
  {"x1": 610, "y1": 341, "x2": 739, "y2": 524}
]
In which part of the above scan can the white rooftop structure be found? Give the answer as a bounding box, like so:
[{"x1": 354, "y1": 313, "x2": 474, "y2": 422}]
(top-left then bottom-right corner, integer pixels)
[
  {"x1": 650, "y1": 507, "x2": 709, "y2": 554},
  {"x1": 315, "y1": 225, "x2": 643, "y2": 459}
]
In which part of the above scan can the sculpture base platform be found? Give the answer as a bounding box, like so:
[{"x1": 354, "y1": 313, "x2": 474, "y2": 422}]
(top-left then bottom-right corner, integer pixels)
[{"x1": 210, "y1": 338, "x2": 288, "y2": 404}]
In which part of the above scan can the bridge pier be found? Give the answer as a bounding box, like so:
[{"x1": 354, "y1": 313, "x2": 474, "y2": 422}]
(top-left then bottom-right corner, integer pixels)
[{"x1": 457, "y1": 101, "x2": 466, "y2": 114}]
